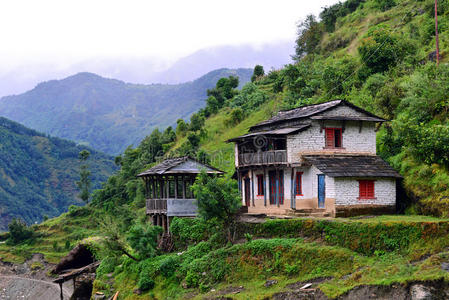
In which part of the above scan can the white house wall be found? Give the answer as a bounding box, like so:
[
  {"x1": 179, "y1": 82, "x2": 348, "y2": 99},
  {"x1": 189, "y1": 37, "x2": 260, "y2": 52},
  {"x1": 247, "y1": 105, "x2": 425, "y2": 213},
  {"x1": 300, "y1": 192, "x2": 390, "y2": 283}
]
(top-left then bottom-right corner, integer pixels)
[
  {"x1": 334, "y1": 177, "x2": 396, "y2": 206},
  {"x1": 287, "y1": 120, "x2": 376, "y2": 163}
]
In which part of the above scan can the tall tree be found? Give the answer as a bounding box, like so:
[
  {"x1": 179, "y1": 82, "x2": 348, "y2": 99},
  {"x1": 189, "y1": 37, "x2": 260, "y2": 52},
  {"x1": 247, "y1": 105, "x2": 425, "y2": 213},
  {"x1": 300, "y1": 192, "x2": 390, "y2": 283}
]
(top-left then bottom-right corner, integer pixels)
[
  {"x1": 293, "y1": 15, "x2": 322, "y2": 60},
  {"x1": 76, "y1": 150, "x2": 91, "y2": 203},
  {"x1": 251, "y1": 65, "x2": 265, "y2": 82}
]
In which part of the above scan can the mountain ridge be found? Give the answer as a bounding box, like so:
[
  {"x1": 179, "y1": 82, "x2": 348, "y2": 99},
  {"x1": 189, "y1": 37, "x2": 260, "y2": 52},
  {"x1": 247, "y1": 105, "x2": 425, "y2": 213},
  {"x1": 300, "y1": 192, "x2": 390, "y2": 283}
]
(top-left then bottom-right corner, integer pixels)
[{"x1": 0, "y1": 68, "x2": 252, "y2": 155}]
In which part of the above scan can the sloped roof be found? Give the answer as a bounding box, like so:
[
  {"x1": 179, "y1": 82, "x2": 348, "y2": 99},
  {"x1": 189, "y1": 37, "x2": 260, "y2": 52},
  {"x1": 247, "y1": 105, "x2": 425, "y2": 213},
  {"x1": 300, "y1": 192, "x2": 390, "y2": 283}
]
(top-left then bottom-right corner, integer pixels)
[
  {"x1": 303, "y1": 155, "x2": 402, "y2": 178},
  {"x1": 250, "y1": 100, "x2": 386, "y2": 131},
  {"x1": 137, "y1": 156, "x2": 224, "y2": 176},
  {"x1": 226, "y1": 125, "x2": 310, "y2": 142}
]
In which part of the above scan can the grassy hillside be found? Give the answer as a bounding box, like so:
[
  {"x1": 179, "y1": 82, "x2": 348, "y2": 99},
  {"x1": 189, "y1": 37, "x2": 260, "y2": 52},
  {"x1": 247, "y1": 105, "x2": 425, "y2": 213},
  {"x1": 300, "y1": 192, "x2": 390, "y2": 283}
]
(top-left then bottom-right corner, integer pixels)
[
  {"x1": 0, "y1": 117, "x2": 116, "y2": 230},
  {"x1": 0, "y1": 69, "x2": 252, "y2": 155},
  {"x1": 3, "y1": 0, "x2": 449, "y2": 298}
]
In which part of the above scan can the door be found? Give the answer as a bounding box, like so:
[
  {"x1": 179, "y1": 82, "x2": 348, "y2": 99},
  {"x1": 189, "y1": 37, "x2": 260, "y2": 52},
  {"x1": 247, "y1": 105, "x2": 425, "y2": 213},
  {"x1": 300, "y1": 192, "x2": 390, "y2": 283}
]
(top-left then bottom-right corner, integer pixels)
[
  {"x1": 269, "y1": 170, "x2": 284, "y2": 205},
  {"x1": 244, "y1": 177, "x2": 251, "y2": 207},
  {"x1": 318, "y1": 174, "x2": 325, "y2": 208}
]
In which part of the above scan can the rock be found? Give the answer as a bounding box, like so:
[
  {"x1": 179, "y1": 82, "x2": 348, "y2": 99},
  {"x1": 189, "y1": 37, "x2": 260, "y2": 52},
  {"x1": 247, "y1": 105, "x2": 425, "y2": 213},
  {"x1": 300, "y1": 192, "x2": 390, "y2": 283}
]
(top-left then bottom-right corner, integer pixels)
[
  {"x1": 264, "y1": 280, "x2": 278, "y2": 287},
  {"x1": 410, "y1": 284, "x2": 433, "y2": 300},
  {"x1": 133, "y1": 288, "x2": 142, "y2": 295},
  {"x1": 441, "y1": 262, "x2": 449, "y2": 272}
]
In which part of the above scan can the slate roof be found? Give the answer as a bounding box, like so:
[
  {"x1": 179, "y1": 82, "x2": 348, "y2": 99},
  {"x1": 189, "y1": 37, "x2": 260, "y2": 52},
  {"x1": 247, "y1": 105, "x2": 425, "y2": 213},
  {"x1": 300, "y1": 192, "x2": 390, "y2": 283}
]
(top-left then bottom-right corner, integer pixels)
[
  {"x1": 226, "y1": 125, "x2": 310, "y2": 142},
  {"x1": 250, "y1": 100, "x2": 386, "y2": 131},
  {"x1": 302, "y1": 155, "x2": 402, "y2": 178},
  {"x1": 137, "y1": 156, "x2": 223, "y2": 176}
]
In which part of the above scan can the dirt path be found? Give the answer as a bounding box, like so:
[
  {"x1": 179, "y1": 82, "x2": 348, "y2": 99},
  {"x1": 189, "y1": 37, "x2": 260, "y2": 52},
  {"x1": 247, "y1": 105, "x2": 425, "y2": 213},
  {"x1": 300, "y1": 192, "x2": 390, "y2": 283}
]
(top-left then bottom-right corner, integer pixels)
[{"x1": 0, "y1": 275, "x2": 71, "y2": 300}]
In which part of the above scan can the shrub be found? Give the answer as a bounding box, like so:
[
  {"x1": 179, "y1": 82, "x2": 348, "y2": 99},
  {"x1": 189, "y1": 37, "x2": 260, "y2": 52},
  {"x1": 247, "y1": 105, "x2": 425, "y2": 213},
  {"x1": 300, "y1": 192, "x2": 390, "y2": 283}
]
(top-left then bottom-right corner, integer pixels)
[
  {"x1": 6, "y1": 218, "x2": 34, "y2": 245},
  {"x1": 138, "y1": 276, "x2": 155, "y2": 291},
  {"x1": 126, "y1": 223, "x2": 162, "y2": 259},
  {"x1": 374, "y1": 0, "x2": 396, "y2": 11}
]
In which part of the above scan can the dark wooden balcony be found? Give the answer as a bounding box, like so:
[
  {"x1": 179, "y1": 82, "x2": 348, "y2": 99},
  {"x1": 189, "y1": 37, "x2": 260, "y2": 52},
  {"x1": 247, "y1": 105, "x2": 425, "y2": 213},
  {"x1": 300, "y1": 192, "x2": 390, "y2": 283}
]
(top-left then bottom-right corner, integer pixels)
[
  {"x1": 146, "y1": 199, "x2": 167, "y2": 214},
  {"x1": 238, "y1": 150, "x2": 287, "y2": 167}
]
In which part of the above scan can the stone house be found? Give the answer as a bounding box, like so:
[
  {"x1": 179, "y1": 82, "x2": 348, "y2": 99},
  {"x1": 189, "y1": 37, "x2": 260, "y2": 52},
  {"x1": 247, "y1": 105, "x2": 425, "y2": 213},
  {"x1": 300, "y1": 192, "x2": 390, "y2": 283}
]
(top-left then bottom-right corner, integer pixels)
[{"x1": 228, "y1": 100, "x2": 401, "y2": 217}]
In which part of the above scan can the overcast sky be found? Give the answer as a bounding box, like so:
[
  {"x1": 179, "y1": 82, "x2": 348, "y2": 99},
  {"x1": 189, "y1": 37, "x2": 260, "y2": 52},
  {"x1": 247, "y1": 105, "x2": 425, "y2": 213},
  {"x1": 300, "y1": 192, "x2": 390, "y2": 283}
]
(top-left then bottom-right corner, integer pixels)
[{"x1": 0, "y1": 0, "x2": 338, "y2": 96}]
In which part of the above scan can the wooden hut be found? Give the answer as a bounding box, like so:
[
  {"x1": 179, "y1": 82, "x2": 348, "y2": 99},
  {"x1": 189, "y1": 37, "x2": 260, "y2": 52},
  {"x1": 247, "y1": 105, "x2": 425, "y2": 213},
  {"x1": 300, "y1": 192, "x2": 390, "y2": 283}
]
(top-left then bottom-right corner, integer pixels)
[{"x1": 137, "y1": 156, "x2": 224, "y2": 232}]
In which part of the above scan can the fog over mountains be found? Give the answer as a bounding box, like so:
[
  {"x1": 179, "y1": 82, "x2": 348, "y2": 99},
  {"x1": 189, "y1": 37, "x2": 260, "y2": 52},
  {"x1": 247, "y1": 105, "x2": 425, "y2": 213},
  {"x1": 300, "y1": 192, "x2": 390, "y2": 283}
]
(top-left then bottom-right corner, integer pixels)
[{"x1": 0, "y1": 41, "x2": 293, "y2": 98}]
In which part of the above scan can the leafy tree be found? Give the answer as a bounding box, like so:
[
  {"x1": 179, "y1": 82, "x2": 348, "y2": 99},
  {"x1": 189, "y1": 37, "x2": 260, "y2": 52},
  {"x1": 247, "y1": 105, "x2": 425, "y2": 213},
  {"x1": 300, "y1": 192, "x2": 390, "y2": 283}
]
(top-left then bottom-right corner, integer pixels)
[
  {"x1": 176, "y1": 119, "x2": 188, "y2": 137},
  {"x1": 293, "y1": 15, "x2": 322, "y2": 60},
  {"x1": 205, "y1": 96, "x2": 220, "y2": 115},
  {"x1": 251, "y1": 65, "x2": 265, "y2": 82},
  {"x1": 358, "y1": 26, "x2": 415, "y2": 74},
  {"x1": 76, "y1": 150, "x2": 91, "y2": 203},
  {"x1": 6, "y1": 218, "x2": 34, "y2": 245},
  {"x1": 126, "y1": 223, "x2": 162, "y2": 259},
  {"x1": 227, "y1": 107, "x2": 245, "y2": 126},
  {"x1": 374, "y1": 0, "x2": 395, "y2": 11},
  {"x1": 189, "y1": 113, "x2": 205, "y2": 132},
  {"x1": 191, "y1": 172, "x2": 241, "y2": 242},
  {"x1": 206, "y1": 76, "x2": 239, "y2": 108}
]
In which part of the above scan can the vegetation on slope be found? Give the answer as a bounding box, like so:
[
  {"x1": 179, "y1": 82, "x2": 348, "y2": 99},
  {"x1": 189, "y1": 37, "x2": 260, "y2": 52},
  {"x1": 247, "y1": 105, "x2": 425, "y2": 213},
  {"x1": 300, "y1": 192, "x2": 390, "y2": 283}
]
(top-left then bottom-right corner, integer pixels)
[
  {"x1": 0, "y1": 117, "x2": 116, "y2": 230},
  {"x1": 0, "y1": 68, "x2": 252, "y2": 155},
  {"x1": 4, "y1": 0, "x2": 449, "y2": 298}
]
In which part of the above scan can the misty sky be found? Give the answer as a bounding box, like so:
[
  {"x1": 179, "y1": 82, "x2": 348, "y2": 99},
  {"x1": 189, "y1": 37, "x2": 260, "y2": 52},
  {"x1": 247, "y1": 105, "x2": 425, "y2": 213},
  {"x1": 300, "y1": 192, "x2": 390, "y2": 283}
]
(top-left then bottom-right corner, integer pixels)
[{"x1": 0, "y1": 0, "x2": 338, "y2": 96}]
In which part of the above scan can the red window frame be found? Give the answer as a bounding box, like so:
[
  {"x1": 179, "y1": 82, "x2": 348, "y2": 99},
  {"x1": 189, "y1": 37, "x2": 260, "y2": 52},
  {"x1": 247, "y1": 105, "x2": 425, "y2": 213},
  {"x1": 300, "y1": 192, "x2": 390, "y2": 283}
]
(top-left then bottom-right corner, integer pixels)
[
  {"x1": 359, "y1": 180, "x2": 375, "y2": 199},
  {"x1": 257, "y1": 174, "x2": 264, "y2": 196},
  {"x1": 295, "y1": 172, "x2": 303, "y2": 196},
  {"x1": 325, "y1": 128, "x2": 343, "y2": 148}
]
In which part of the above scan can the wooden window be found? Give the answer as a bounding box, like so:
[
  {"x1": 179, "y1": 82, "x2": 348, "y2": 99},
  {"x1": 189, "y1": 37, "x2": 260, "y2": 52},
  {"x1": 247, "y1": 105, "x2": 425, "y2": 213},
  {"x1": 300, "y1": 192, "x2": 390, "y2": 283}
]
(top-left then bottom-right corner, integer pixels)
[
  {"x1": 295, "y1": 172, "x2": 303, "y2": 195},
  {"x1": 269, "y1": 171, "x2": 276, "y2": 205},
  {"x1": 325, "y1": 128, "x2": 342, "y2": 148},
  {"x1": 257, "y1": 174, "x2": 264, "y2": 196},
  {"x1": 359, "y1": 180, "x2": 375, "y2": 199}
]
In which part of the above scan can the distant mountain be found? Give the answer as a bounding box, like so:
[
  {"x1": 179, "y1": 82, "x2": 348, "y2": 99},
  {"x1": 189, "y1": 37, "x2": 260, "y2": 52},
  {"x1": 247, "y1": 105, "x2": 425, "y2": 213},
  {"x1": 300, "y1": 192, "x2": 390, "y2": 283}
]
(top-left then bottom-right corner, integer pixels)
[
  {"x1": 146, "y1": 42, "x2": 293, "y2": 84},
  {"x1": 0, "y1": 68, "x2": 252, "y2": 155},
  {"x1": 0, "y1": 117, "x2": 116, "y2": 230},
  {"x1": 0, "y1": 41, "x2": 291, "y2": 98}
]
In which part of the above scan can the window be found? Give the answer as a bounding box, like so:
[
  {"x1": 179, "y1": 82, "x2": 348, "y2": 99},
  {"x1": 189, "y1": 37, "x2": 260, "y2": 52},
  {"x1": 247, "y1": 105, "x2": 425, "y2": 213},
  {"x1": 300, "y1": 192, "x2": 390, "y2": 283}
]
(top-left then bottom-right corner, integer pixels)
[
  {"x1": 325, "y1": 128, "x2": 342, "y2": 148},
  {"x1": 257, "y1": 174, "x2": 264, "y2": 196},
  {"x1": 359, "y1": 180, "x2": 375, "y2": 199},
  {"x1": 295, "y1": 172, "x2": 303, "y2": 195}
]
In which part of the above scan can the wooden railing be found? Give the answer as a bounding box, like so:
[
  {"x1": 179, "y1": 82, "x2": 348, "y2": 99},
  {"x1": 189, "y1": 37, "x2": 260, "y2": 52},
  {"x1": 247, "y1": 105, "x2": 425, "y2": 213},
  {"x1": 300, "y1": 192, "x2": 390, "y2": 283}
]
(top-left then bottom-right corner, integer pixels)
[
  {"x1": 146, "y1": 199, "x2": 198, "y2": 217},
  {"x1": 146, "y1": 199, "x2": 167, "y2": 213},
  {"x1": 238, "y1": 150, "x2": 287, "y2": 166}
]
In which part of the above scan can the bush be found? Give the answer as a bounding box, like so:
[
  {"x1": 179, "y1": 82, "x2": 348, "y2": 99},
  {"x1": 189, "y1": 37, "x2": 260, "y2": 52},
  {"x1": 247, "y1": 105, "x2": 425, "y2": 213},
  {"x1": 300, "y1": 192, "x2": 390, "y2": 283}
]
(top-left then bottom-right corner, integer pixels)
[
  {"x1": 126, "y1": 223, "x2": 162, "y2": 259},
  {"x1": 374, "y1": 0, "x2": 396, "y2": 11},
  {"x1": 138, "y1": 276, "x2": 155, "y2": 291},
  {"x1": 6, "y1": 218, "x2": 34, "y2": 245}
]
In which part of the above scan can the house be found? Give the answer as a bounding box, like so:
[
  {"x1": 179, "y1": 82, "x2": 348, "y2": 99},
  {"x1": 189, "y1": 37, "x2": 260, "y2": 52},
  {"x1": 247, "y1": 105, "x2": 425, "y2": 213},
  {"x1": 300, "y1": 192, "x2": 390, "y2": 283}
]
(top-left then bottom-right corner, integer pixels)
[
  {"x1": 227, "y1": 100, "x2": 401, "y2": 217},
  {"x1": 137, "y1": 156, "x2": 224, "y2": 232}
]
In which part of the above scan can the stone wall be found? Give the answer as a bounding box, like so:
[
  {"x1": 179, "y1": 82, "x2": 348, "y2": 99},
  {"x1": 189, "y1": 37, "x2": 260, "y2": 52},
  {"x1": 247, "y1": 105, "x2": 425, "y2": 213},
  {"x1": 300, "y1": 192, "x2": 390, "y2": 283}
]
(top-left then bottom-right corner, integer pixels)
[
  {"x1": 287, "y1": 120, "x2": 377, "y2": 163},
  {"x1": 334, "y1": 177, "x2": 396, "y2": 206}
]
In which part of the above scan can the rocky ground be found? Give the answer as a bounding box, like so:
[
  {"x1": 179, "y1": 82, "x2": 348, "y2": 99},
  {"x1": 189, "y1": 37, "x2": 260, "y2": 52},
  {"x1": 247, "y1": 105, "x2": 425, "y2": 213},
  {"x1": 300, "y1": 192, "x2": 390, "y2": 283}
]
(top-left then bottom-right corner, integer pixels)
[{"x1": 0, "y1": 254, "x2": 72, "y2": 300}]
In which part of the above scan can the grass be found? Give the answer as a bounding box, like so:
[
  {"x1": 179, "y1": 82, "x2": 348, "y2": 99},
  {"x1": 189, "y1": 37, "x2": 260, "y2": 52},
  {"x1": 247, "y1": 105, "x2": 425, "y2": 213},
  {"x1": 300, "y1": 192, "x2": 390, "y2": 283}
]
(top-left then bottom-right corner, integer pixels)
[{"x1": 0, "y1": 207, "x2": 102, "y2": 264}]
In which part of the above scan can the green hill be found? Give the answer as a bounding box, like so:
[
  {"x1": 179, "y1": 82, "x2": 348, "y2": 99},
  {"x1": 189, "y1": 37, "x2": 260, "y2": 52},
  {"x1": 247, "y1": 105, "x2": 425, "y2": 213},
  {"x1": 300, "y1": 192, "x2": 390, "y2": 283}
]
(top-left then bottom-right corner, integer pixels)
[
  {"x1": 0, "y1": 117, "x2": 116, "y2": 230},
  {"x1": 0, "y1": 68, "x2": 252, "y2": 155},
  {"x1": 3, "y1": 0, "x2": 449, "y2": 298}
]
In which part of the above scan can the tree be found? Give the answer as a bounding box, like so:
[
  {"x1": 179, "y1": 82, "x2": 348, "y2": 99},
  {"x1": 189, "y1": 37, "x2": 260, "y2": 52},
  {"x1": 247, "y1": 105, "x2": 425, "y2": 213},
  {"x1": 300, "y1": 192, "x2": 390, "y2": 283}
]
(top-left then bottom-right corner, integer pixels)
[
  {"x1": 176, "y1": 119, "x2": 188, "y2": 137},
  {"x1": 293, "y1": 15, "x2": 322, "y2": 60},
  {"x1": 191, "y1": 172, "x2": 241, "y2": 242},
  {"x1": 251, "y1": 65, "x2": 265, "y2": 82},
  {"x1": 189, "y1": 113, "x2": 205, "y2": 131},
  {"x1": 6, "y1": 218, "x2": 34, "y2": 245},
  {"x1": 126, "y1": 223, "x2": 162, "y2": 259},
  {"x1": 76, "y1": 150, "x2": 91, "y2": 203}
]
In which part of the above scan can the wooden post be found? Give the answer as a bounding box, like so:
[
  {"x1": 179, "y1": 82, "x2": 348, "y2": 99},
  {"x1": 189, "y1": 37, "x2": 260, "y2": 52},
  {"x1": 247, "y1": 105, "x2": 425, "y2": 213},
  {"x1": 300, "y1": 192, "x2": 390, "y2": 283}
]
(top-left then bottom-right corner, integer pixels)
[
  {"x1": 174, "y1": 175, "x2": 178, "y2": 199},
  {"x1": 166, "y1": 176, "x2": 170, "y2": 199},
  {"x1": 263, "y1": 168, "x2": 267, "y2": 206},
  {"x1": 182, "y1": 175, "x2": 186, "y2": 199},
  {"x1": 436, "y1": 0, "x2": 440, "y2": 66},
  {"x1": 59, "y1": 282, "x2": 63, "y2": 300},
  {"x1": 291, "y1": 168, "x2": 295, "y2": 209},
  {"x1": 152, "y1": 176, "x2": 156, "y2": 199}
]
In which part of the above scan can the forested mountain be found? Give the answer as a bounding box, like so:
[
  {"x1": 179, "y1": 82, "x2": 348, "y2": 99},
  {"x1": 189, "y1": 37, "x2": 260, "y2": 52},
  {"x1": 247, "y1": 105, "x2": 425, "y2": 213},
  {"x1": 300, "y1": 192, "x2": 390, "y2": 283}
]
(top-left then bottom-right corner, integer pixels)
[
  {"x1": 0, "y1": 68, "x2": 252, "y2": 155},
  {"x1": 0, "y1": 117, "x2": 116, "y2": 230}
]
